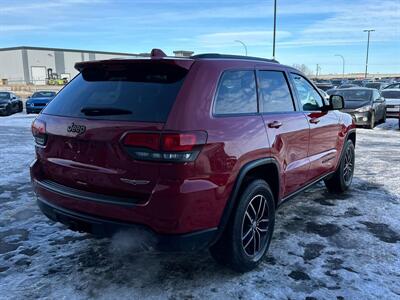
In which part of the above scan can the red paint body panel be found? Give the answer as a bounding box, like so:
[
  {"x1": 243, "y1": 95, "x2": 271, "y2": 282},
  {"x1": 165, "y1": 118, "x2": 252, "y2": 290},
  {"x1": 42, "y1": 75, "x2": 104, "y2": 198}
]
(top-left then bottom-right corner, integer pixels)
[{"x1": 31, "y1": 56, "x2": 355, "y2": 238}]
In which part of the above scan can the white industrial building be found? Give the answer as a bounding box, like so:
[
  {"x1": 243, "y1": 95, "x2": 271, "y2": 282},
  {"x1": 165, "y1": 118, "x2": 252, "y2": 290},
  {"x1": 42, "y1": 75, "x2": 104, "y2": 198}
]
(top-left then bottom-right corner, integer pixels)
[{"x1": 0, "y1": 46, "x2": 148, "y2": 85}]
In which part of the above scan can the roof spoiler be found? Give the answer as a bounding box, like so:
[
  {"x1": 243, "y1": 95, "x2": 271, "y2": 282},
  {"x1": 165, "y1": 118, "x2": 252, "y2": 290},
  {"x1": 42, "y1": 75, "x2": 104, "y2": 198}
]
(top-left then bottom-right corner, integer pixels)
[{"x1": 150, "y1": 48, "x2": 167, "y2": 58}]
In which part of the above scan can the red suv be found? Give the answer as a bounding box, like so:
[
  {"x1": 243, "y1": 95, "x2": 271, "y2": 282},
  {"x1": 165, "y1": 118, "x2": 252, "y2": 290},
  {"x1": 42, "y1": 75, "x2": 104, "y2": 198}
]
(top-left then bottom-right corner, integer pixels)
[{"x1": 31, "y1": 49, "x2": 355, "y2": 272}]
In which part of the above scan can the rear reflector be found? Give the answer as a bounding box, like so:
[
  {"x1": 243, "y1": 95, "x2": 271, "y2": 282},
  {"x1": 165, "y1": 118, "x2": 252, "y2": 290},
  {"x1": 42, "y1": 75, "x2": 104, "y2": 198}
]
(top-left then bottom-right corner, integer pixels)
[
  {"x1": 32, "y1": 119, "x2": 47, "y2": 146},
  {"x1": 122, "y1": 131, "x2": 207, "y2": 162}
]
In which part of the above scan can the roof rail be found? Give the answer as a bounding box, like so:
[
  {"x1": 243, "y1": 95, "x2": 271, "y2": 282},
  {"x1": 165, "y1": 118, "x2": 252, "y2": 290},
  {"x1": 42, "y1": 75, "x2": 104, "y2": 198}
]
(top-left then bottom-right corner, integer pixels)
[{"x1": 191, "y1": 53, "x2": 279, "y2": 63}]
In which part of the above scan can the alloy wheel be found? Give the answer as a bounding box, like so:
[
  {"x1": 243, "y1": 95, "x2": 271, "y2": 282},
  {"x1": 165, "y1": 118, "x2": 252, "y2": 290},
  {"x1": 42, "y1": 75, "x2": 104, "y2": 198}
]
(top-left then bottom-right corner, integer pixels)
[
  {"x1": 343, "y1": 146, "x2": 354, "y2": 184},
  {"x1": 241, "y1": 194, "x2": 269, "y2": 258}
]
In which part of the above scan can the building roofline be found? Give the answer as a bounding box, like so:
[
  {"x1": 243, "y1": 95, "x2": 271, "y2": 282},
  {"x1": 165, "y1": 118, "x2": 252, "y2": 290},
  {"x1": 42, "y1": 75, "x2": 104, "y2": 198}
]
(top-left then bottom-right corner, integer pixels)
[{"x1": 0, "y1": 46, "x2": 149, "y2": 57}]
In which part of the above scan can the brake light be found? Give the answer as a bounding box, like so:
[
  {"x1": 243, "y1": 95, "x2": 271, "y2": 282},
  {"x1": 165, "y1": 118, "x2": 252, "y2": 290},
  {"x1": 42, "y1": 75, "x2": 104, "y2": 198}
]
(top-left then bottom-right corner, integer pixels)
[
  {"x1": 122, "y1": 131, "x2": 207, "y2": 162},
  {"x1": 123, "y1": 133, "x2": 160, "y2": 150},
  {"x1": 32, "y1": 119, "x2": 47, "y2": 146}
]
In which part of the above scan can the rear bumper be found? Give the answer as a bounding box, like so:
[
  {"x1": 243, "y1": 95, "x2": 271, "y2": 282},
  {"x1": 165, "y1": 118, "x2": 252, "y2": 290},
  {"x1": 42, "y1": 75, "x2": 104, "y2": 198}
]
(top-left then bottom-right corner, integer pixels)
[
  {"x1": 30, "y1": 157, "x2": 225, "y2": 250},
  {"x1": 37, "y1": 197, "x2": 217, "y2": 251}
]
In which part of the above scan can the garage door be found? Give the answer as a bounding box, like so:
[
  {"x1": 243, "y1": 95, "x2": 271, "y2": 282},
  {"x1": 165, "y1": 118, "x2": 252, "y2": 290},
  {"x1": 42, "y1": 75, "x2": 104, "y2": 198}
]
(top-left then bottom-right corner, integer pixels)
[{"x1": 31, "y1": 66, "x2": 46, "y2": 85}]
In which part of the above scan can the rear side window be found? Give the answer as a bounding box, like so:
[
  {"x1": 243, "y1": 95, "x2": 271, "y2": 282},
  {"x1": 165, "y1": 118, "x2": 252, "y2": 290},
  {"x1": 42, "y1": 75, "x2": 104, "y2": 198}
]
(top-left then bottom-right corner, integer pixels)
[
  {"x1": 258, "y1": 71, "x2": 294, "y2": 112},
  {"x1": 214, "y1": 70, "x2": 257, "y2": 115},
  {"x1": 43, "y1": 63, "x2": 188, "y2": 122}
]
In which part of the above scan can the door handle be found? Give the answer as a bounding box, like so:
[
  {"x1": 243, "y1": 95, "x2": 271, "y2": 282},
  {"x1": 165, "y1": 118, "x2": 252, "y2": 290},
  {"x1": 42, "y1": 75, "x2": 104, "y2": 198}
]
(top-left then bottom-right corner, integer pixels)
[
  {"x1": 268, "y1": 121, "x2": 283, "y2": 128},
  {"x1": 309, "y1": 118, "x2": 320, "y2": 124}
]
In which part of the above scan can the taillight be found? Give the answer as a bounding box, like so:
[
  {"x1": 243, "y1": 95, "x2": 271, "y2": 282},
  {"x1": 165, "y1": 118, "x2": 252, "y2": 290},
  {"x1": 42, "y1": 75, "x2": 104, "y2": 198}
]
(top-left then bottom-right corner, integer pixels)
[
  {"x1": 32, "y1": 119, "x2": 47, "y2": 146},
  {"x1": 162, "y1": 133, "x2": 204, "y2": 151},
  {"x1": 123, "y1": 133, "x2": 160, "y2": 150},
  {"x1": 122, "y1": 131, "x2": 207, "y2": 162}
]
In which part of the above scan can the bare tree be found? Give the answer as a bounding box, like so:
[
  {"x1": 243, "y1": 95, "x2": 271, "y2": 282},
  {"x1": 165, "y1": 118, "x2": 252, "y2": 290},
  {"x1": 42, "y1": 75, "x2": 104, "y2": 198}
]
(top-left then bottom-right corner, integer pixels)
[{"x1": 292, "y1": 64, "x2": 313, "y2": 76}]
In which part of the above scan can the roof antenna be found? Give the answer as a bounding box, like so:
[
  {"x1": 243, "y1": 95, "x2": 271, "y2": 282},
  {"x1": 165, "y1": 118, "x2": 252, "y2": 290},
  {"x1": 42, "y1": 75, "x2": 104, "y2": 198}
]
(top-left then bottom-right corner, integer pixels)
[{"x1": 150, "y1": 48, "x2": 167, "y2": 58}]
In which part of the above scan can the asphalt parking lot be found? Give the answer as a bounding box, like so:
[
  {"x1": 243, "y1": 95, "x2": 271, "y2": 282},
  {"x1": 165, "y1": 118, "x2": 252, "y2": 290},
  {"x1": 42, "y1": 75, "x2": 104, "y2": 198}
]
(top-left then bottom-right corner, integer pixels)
[{"x1": 0, "y1": 113, "x2": 399, "y2": 299}]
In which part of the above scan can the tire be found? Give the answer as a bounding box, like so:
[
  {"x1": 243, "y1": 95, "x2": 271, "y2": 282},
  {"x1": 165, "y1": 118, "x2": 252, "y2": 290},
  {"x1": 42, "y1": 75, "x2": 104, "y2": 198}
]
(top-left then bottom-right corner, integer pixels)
[
  {"x1": 18, "y1": 103, "x2": 23, "y2": 113},
  {"x1": 368, "y1": 111, "x2": 375, "y2": 129},
  {"x1": 324, "y1": 140, "x2": 355, "y2": 194},
  {"x1": 210, "y1": 179, "x2": 275, "y2": 272},
  {"x1": 382, "y1": 111, "x2": 386, "y2": 123},
  {"x1": 5, "y1": 105, "x2": 12, "y2": 116}
]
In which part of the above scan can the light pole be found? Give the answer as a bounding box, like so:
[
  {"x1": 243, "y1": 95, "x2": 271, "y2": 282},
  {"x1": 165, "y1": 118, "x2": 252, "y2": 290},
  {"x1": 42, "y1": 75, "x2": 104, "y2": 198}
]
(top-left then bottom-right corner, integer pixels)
[
  {"x1": 234, "y1": 40, "x2": 248, "y2": 56},
  {"x1": 334, "y1": 54, "x2": 345, "y2": 81},
  {"x1": 272, "y1": 0, "x2": 277, "y2": 59},
  {"x1": 363, "y1": 29, "x2": 375, "y2": 79},
  {"x1": 316, "y1": 64, "x2": 321, "y2": 79}
]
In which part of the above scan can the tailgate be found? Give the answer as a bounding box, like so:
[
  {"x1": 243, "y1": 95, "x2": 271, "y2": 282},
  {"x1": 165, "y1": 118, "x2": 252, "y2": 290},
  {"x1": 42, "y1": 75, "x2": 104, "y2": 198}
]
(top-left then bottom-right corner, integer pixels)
[{"x1": 36, "y1": 115, "x2": 164, "y2": 203}]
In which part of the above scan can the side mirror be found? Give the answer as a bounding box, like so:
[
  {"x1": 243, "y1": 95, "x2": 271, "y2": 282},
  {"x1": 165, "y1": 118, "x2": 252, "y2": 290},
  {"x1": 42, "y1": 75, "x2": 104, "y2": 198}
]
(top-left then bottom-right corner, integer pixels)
[{"x1": 329, "y1": 95, "x2": 344, "y2": 110}]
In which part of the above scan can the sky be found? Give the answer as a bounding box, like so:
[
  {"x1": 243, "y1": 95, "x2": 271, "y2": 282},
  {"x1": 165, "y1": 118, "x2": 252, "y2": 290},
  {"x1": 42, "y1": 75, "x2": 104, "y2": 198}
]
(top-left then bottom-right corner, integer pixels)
[{"x1": 0, "y1": 0, "x2": 399, "y2": 75}]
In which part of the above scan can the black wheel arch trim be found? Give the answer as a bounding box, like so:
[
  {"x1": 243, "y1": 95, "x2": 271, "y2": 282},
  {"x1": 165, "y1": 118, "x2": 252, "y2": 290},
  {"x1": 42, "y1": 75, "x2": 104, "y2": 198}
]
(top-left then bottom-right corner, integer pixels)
[
  {"x1": 211, "y1": 157, "x2": 280, "y2": 245},
  {"x1": 340, "y1": 128, "x2": 356, "y2": 167}
]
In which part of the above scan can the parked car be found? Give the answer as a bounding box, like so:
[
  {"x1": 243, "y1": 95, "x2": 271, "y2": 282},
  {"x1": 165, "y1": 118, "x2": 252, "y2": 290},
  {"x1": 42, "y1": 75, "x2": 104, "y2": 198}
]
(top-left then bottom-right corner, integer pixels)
[
  {"x1": 26, "y1": 91, "x2": 57, "y2": 114},
  {"x1": 384, "y1": 82, "x2": 400, "y2": 90},
  {"x1": 331, "y1": 79, "x2": 344, "y2": 87},
  {"x1": 0, "y1": 91, "x2": 23, "y2": 116},
  {"x1": 338, "y1": 84, "x2": 358, "y2": 89},
  {"x1": 334, "y1": 88, "x2": 386, "y2": 128},
  {"x1": 364, "y1": 82, "x2": 387, "y2": 90},
  {"x1": 381, "y1": 89, "x2": 400, "y2": 119},
  {"x1": 31, "y1": 50, "x2": 356, "y2": 272},
  {"x1": 315, "y1": 81, "x2": 334, "y2": 91},
  {"x1": 351, "y1": 80, "x2": 366, "y2": 86}
]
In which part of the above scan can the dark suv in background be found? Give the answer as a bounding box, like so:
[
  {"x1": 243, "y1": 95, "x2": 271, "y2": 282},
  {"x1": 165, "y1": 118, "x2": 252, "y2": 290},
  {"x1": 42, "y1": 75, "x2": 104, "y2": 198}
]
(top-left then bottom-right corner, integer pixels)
[{"x1": 31, "y1": 50, "x2": 355, "y2": 272}]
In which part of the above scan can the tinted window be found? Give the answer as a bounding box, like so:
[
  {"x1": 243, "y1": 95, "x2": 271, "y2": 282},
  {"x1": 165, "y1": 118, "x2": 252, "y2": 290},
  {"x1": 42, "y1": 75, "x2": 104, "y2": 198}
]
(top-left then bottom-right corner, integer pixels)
[
  {"x1": 214, "y1": 70, "x2": 257, "y2": 115},
  {"x1": 43, "y1": 63, "x2": 187, "y2": 122},
  {"x1": 258, "y1": 71, "x2": 294, "y2": 112},
  {"x1": 290, "y1": 74, "x2": 324, "y2": 111},
  {"x1": 382, "y1": 90, "x2": 400, "y2": 98},
  {"x1": 365, "y1": 83, "x2": 381, "y2": 89},
  {"x1": 32, "y1": 91, "x2": 56, "y2": 98},
  {"x1": 0, "y1": 92, "x2": 10, "y2": 100}
]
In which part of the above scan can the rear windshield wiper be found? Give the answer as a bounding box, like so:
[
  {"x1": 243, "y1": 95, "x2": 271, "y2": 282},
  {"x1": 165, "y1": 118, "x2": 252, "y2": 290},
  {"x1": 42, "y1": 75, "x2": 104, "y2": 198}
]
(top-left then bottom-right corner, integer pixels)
[{"x1": 81, "y1": 107, "x2": 132, "y2": 116}]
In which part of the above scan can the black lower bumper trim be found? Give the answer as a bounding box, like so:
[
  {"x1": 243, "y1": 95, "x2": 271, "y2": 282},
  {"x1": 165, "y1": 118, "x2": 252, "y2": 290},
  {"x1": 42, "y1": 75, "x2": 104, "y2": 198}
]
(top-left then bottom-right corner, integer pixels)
[
  {"x1": 37, "y1": 198, "x2": 217, "y2": 252},
  {"x1": 35, "y1": 179, "x2": 144, "y2": 207}
]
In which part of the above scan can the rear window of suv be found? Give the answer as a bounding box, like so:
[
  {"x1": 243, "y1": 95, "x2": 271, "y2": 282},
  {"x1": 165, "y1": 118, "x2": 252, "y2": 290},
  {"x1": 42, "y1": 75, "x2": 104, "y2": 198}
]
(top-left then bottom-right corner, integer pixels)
[{"x1": 43, "y1": 63, "x2": 188, "y2": 122}]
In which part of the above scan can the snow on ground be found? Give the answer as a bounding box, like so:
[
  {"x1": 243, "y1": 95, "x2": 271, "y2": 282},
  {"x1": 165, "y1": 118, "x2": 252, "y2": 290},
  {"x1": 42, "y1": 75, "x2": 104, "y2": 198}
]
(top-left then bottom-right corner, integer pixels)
[{"x1": 0, "y1": 113, "x2": 399, "y2": 300}]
